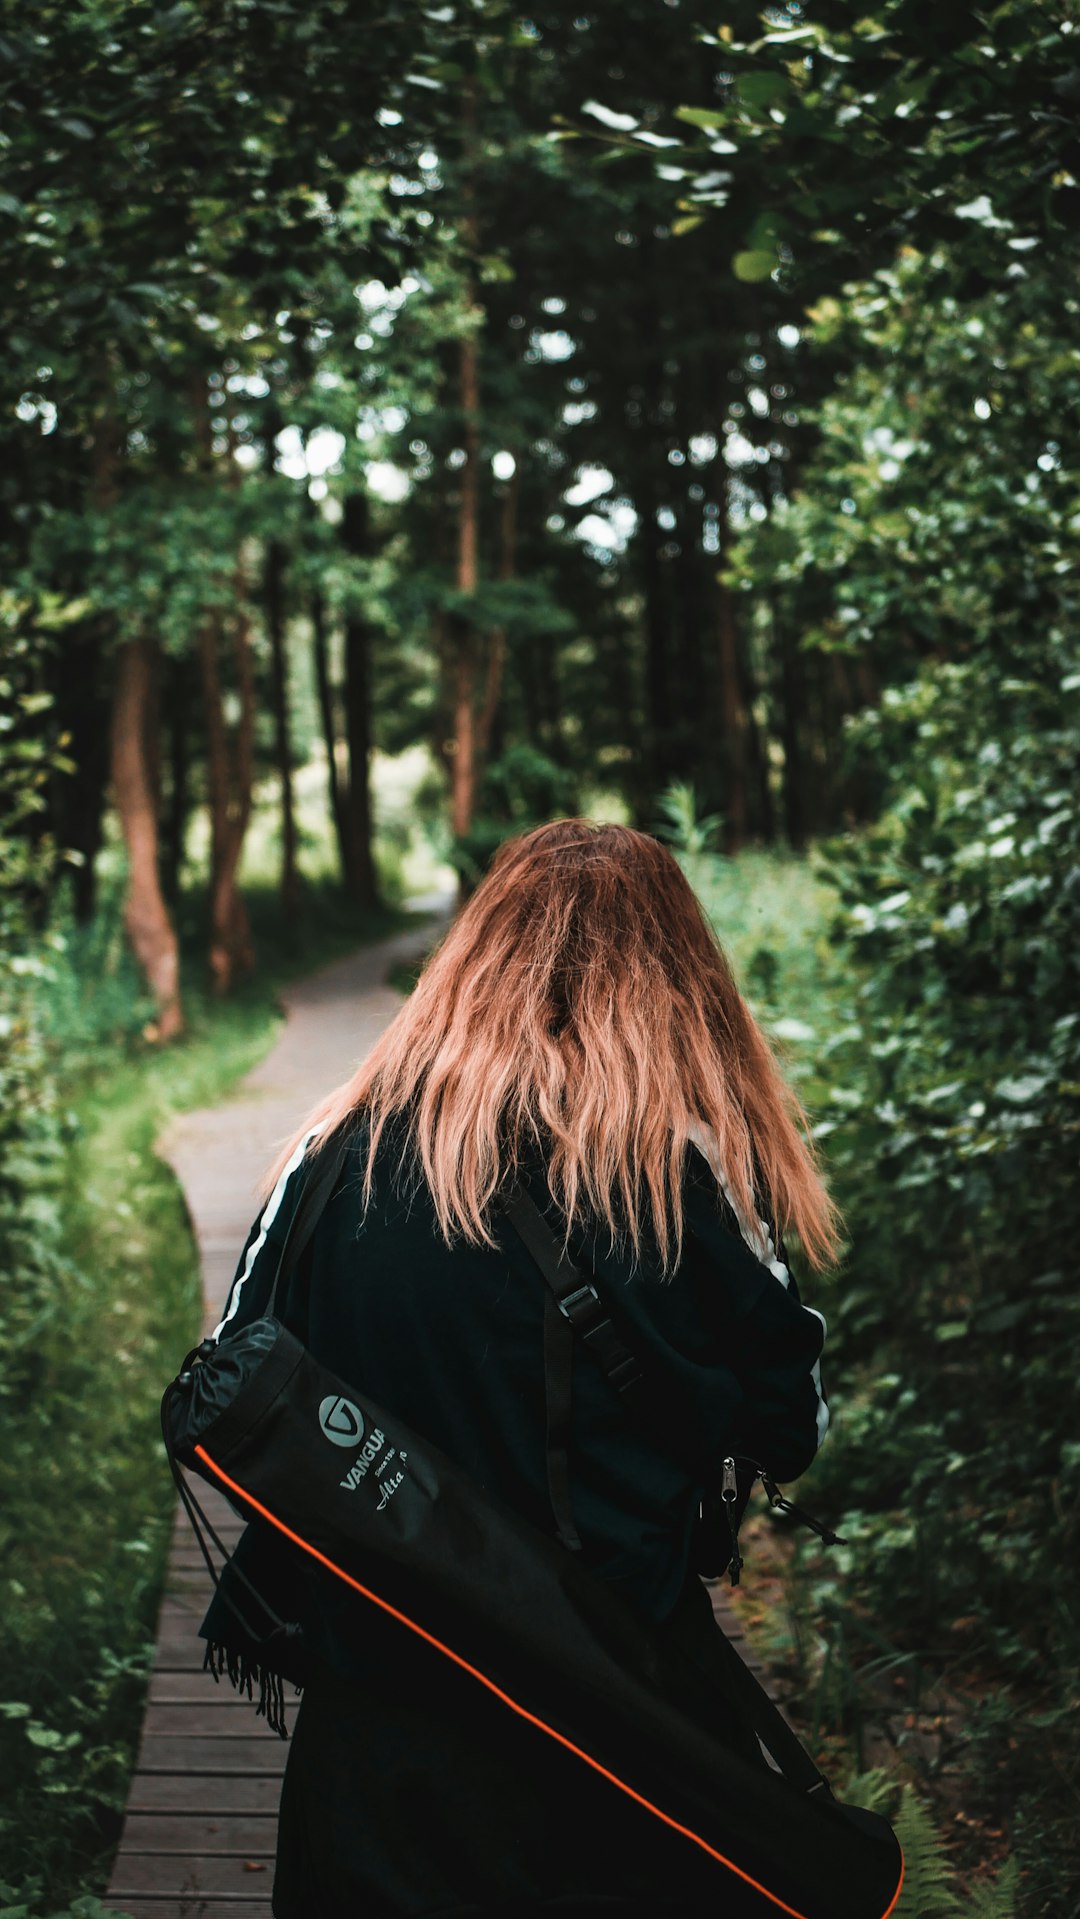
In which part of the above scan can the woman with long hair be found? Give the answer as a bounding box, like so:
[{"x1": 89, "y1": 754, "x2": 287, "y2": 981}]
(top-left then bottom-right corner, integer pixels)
[{"x1": 204, "y1": 818, "x2": 837, "y2": 1918}]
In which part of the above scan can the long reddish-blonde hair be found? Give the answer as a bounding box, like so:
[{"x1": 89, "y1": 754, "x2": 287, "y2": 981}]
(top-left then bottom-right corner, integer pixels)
[{"x1": 270, "y1": 819, "x2": 840, "y2": 1274}]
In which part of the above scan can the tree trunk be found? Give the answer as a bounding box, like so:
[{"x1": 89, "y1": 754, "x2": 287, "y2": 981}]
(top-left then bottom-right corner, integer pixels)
[
  {"x1": 447, "y1": 73, "x2": 484, "y2": 848},
  {"x1": 448, "y1": 317, "x2": 482, "y2": 841},
  {"x1": 111, "y1": 635, "x2": 183, "y2": 1039},
  {"x1": 777, "y1": 604, "x2": 807, "y2": 850},
  {"x1": 192, "y1": 377, "x2": 256, "y2": 991},
  {"x1": 715, "y1": 585, "x2": 747, "y2": 849},
  {"x1": 475, "y1": 463, "x2": 518, "y2": 770},
  {"x1": 340, "y1": 492, "x2": 379, "y2": 910},
  {"x1": 633, "y1": 249, "x2": 677, "y2": 802},
  {"x1": 162, "y1": 652, "x2": 192, "y2": 902},
  {"x1": 199, "y1": 602, "x2": 256, "y2": 994},
  {"x1": 311, "y1": 584, "x2": 351, "y2": 883},
  {"x1": 265, "y1": 526, "x2": 300, "y2": 918},
  {"x1": 714, "y1": 476, "x2": 748, "y2": 851},
  {"x1": 637, "y1": 451, "x2": 677, "y2": 800},
  {"x1": 738, "y1": 619, "x2": 774, "y2": 842}
]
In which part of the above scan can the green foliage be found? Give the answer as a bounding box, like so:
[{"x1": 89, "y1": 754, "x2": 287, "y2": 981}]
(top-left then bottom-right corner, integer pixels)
[
  {"x1": 798, "y1": 663, "x2": 1078, "y2": 1904},
  {"x1": 666, "y1": 7, "x2": 1080, "y2": 295},
  {"x1": 0, "y1": 634, "x2": 71, "y2": 1403},
  {"x1": 0, "y1": 1890, "x2": 129, "y2": 1919},
  {"x1": 654, "y1": 780, "x2": 725, "y2": 864},
  {"x1": 893, "y1": 1785, "x2": 961, "y2": 1917},
  {"x1": 685, "y1": 736, "x2": 1075, "y2": 1904},
  {"x1": 890, "y1": 1780, "x2": 966, "y2": 1919},
  {"x1": 853, "y1": 1780, "x2": 1018, "y2": 1919},
  {"x1": 728, "y1": 254, "x2": 1078, "y2": 688},
  {"x1": 448, "y1": 743, "x2": 580, "y2": 887}
]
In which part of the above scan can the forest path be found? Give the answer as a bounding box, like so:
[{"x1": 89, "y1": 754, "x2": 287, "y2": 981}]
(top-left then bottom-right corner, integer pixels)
[
  {"x1": 107, "y1": 901, "x2": 450, "y2": 1918},
  {"x1": 106, "y1": 896, "x2": 774, "y2": 1917}
]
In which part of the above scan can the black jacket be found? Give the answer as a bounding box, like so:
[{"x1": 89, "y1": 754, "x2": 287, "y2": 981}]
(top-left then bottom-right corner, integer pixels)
[{"x1": 202, "y1": 1121, "x2": 830, "y2": 1917}]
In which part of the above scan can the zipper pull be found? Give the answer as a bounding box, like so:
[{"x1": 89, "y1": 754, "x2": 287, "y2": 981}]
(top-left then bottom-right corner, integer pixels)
[{"x1": 720, "y1": 1456, "x2": 743, "y2": 1586}]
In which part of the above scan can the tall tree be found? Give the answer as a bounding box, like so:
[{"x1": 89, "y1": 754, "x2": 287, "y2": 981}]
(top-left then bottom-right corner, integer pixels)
[{"x1": 110, "y1": 633, "x2": 182, "y2": 1038}]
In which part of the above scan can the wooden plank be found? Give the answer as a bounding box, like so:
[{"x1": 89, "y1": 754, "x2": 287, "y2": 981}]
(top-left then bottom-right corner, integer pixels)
[
  {"x1": 134, "y1": 1736, "x2": 287, "y2": 1775},
  {"x1": 151, "y1": 1650, "x2": 208, "y2": 1676},
  {"x1": 149, "y1": 1671, "x2": 252, "y2": 1704},
  {"x1": 143, "y1": 1704, "x2": 272, "y2": 1736},
  {"x1": 113, "y1": 1812, "x2": 278, "y2": 1855},
  {"x1": 170, "y1": 1521, "x2": 244, "y2": 1547},
  {"x1": 168, "y1": 1552, "x2": 236, "y2": 1576},
  {"x1": 153, "y1": 1628, "x2": 210, "y2": 1670},
  {"x1": 106, "y1": 1902, "x2": 272, "y2": 1916},
  {"x1": 125, "y1": 1774, "x2": 284, "y2": 1814},
  {"x1": 157, "y1": 1596, "x2": 209, "y2": 1630},
  {"x1": 171, "y1": 1493, "x2": 244, "y2": 1531},
  {"x1": 110, "y1": 1853, "x2": 274, "y2": 1896}
]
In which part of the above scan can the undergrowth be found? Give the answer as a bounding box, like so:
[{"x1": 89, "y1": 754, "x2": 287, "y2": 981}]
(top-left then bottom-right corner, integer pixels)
[{"x1": 663, "y1": 793, "x2": 1030, "y2": 1915}]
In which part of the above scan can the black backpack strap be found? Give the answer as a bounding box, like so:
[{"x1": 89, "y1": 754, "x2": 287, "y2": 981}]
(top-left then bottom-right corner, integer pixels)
[
  {"x1": 500, "y1": 1188, "x2": 648, "y2": 1406},
  {"x1": 543, "y1": 1291, "x2": 582, "y2": 1553},
  {"x1": 502, "y1": 1188, "x2": 649, "y2": 1554},
  {"x1": 266, "y1": 1123, "x2": 357, "y2": 1320}
]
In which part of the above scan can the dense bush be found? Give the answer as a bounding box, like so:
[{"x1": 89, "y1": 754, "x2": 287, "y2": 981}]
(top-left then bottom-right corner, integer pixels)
[
  {"x1": 806, "y1": 644, "x2": 1080, "y2": 1909},
  {"x1": 717, "y1": 239, "x2": 1080, "y2": 1910},
  {"x1": 0, "y1": 629, "x2": 70, "y2": 1408}
]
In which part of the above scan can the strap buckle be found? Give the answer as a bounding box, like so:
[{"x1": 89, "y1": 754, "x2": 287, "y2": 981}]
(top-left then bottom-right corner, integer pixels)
[{"x1": 556, "y1": 1281, "x2": 603, "y2": 1323}]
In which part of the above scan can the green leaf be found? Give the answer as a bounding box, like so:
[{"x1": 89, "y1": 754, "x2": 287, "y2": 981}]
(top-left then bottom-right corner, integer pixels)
[
  {"x1": 674, "y1": 106, "x2": 728, "y2": 131},
  {"x1": 994, "y1": 1074, "x2": 1050, "y2": 1105},
  {"x1": 733, "y1": 249, "x2": 775, "y2": 282},
  {"x1": 737, "y1": 72, "x2": 790, "y2": 112}
]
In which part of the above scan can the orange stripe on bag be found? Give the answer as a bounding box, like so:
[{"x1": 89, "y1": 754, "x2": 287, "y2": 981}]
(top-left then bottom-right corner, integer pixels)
[{"x1": 195, "y1": 1445, "x2": 904, "y2": 1919}]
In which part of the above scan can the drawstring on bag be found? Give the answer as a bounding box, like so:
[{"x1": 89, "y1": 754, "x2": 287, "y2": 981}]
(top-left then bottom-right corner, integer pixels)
[{"x1": 162, "y1": 1362, "x2": 302, "y2": 1737}]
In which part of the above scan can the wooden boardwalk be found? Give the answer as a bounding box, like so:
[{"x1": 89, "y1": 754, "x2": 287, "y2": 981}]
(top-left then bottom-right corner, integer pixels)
[
  {"x1": 105, "y1": 899, "x2": 783, "y2": 1917},
  {"x1": 107, "y1": 906, "x2": 449, "y2": 1919}
]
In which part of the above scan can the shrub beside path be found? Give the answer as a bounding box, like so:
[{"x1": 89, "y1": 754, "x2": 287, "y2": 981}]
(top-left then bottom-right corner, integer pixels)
[{"x1": 106, "y1": 899, "x2": 775, "y2": 1918}]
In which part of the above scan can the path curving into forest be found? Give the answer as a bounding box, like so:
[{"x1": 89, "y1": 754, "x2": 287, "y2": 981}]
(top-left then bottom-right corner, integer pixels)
[
  {"x1": 106, "y1": 895, "x2": 777, "y2": 1918},
  {"x1": 107, "y1": 901, "x2": 452, "y2": 1919}
]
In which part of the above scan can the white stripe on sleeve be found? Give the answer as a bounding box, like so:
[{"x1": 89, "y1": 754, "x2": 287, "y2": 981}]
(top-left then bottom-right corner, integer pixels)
[
  {"x1": 211, "y1": 1122, "x2": 326, "y2": 1341},
  {"x1": 688, "y1": 1123, "x2": 830, "y2": 1448}
]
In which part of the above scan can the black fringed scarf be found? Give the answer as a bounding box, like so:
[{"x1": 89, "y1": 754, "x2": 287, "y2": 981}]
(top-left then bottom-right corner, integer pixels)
[{"x1": 203, "y1": 1635, "x2": 292, "y2": 1739}]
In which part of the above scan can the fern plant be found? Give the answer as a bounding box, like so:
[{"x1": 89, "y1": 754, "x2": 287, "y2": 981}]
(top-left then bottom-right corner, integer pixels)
[
  {"x1": 963, "y1": 1857, "x2": 1019, "y2": 1919},
  {"x1": 653, "y1": 780, "x2": 725, "y2": 863},
  {"x1": 893, "y1": 1786, "x2": 961, "y2": 1916},
  {"x1": 843, "y1": 1777, "x2": 1016, "y2": 1918}
]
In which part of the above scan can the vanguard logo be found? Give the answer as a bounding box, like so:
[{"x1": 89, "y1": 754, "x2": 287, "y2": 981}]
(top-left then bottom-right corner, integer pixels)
[{"x1": 318, "y1": 1394, "x2": 365, "y2": 1448}]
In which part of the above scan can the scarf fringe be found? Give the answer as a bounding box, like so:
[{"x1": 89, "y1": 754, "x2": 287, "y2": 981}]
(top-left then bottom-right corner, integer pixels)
[{"x1": 204, "y1": 1639, "x2": 297, "y2": 1739}]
